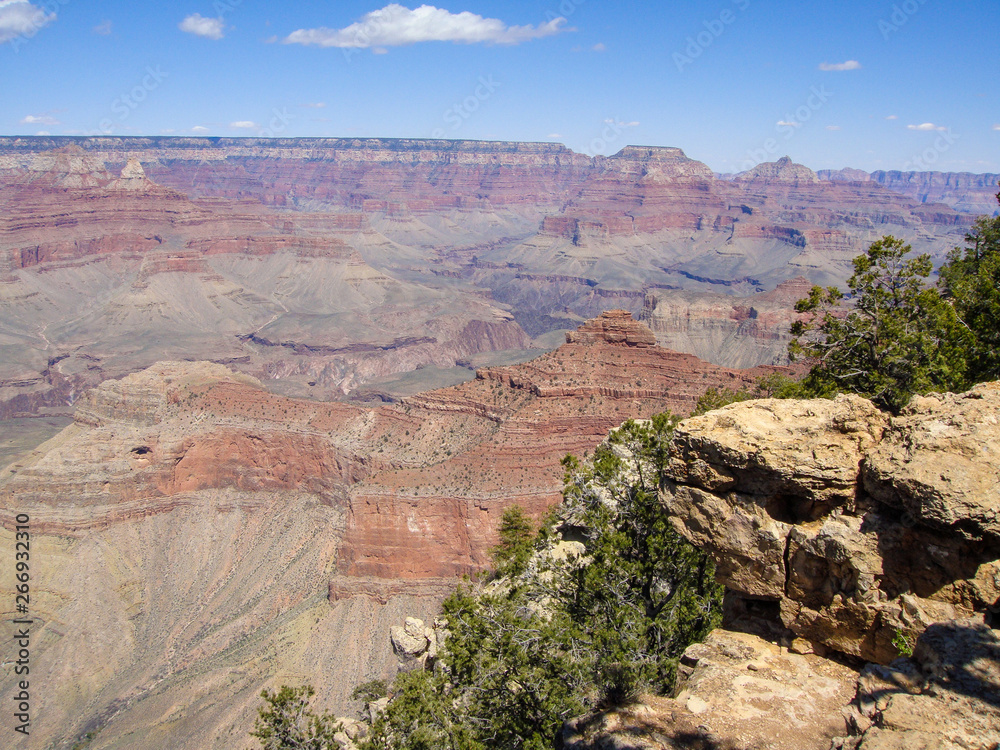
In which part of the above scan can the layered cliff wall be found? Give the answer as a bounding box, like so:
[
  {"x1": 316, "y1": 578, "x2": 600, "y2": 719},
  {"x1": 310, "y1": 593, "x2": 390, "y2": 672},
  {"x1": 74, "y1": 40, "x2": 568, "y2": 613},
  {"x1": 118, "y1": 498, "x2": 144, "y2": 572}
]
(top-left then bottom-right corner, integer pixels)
[
  {"x1": 0, "y1": 314, "x2": 798, "y2": 749},
  {"x1": 819, "y1": 167, "x2": 1000, "y2": 215},
  {"x1": 0, "y1": 138, "x2": 989, "y2": 434}
]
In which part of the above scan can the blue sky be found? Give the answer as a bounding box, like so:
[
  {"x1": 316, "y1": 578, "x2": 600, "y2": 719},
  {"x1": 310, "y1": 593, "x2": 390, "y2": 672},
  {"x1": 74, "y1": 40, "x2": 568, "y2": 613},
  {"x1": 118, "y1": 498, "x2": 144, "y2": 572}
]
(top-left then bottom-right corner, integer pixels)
[{"x1": 1, "y1": 0, "x2": 997, "y2": 172}]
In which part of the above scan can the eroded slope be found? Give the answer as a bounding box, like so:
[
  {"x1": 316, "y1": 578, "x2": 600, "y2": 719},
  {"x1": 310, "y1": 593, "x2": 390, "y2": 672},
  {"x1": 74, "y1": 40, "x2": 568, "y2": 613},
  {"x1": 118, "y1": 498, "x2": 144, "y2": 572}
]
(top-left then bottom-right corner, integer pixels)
[{"x1": 0, "y1": 315, "x2": 792, "y2": 749}]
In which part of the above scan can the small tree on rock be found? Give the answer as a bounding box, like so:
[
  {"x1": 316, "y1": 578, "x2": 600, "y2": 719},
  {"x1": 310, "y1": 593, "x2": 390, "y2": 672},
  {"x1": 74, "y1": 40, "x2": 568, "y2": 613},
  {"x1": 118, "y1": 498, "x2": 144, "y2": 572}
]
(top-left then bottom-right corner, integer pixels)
[{"x1": 789, "y1": 235, "x2": 966, "y2": 413}]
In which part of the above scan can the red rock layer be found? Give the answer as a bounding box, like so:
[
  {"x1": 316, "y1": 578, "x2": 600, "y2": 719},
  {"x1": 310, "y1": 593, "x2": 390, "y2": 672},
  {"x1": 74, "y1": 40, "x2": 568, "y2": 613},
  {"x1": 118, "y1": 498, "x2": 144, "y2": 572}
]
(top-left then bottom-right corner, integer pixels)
[
  {"x1": 4, "y1": 313, "x2": 796, "y2": 579},
  {"x1": 820, "y1": 167, "x2": 1000, "y2": 215},
  {"x1": 338, "y1": 321, "x2": 792, "y2": 579},
  {"x1": 0, "y1": 147, "x2": 355, "y2": 274},
  {"x1": 3, "y1": 138, "x2": 974, "y2": 246}
]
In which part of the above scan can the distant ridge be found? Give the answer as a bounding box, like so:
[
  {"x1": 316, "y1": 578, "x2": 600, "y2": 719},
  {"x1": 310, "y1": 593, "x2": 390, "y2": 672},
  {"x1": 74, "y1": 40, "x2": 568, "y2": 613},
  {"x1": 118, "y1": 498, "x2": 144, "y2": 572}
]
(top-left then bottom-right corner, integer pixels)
[
  {"x1": 0, "y1": 134, "x2": 575, "y2": 153},
  {"x1": 819, "y1": 166, "x2": 1000, "y2": 214},
  {"x1": 0, "y1": 136, "x2": 997, "y2": 194}
]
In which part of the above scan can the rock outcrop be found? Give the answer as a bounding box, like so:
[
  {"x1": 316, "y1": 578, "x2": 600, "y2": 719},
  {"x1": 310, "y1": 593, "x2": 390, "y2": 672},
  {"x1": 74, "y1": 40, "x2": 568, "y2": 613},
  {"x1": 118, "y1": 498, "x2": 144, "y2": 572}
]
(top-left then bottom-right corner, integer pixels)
[
  {"x1": 338, "y1": 319, "x2": 794, "y2": 580},
  {"x1": 571, "y1": 383, "x2": 1000, "y2": 750},
  {"x1": 836, "y1": 620, "x2": 1000, "y2": 749},
  {"x1": 565, "y1": 310, "x2": 657, "y2": 347},
  {"x1": 663, "y1": 385, "x2": 1000, "y2": 664},
  {"x1": 862, "y1": 386, "x2": 1000, "y2": 543},
  {"x1": 736, "y1": 155, "x2": 821, "y2": 184},
  {"x1": 0, "y1": 318, "x2": 801, "y2": 749},
  {"x1": 565, "y1": 620, "x2": 1000, "y2": 750},
  {"x1": 111, "y1": 156, "x2": 153, "y2": 190},
  {"x1": 820, "y1": 167, "x2": 1000, "y2": 216},
  {"x1": 563, "y1": 629, "x2": 858, "y2": 750},
  {"x1": 642, "y1": 277, "x2": 814, "y2": 368},
  {"x1": 389, "y1": 616, "x2": 448, "y2": 669}
]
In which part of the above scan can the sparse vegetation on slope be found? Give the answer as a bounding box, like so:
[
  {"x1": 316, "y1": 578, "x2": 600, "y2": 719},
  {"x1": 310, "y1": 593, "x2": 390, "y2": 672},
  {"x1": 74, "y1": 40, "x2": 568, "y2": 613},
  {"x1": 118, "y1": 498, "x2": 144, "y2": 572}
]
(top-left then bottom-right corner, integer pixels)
[
  {"x1": 252, "y1": 685, "x2": 343, "y2": 750},
  {"x1": 355, "y1": 415, "x2": 723, "y2": 750}
]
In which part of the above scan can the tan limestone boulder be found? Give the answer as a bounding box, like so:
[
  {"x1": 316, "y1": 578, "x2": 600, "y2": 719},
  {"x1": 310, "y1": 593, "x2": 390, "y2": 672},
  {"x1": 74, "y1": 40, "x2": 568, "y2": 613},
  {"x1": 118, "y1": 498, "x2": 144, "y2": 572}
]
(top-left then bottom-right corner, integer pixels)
[
  {"x1": 834, "y1": 620, "x2": 1000, "y2": 750},
  {"x1": 562, "y1": 629, "x2": 857, "y2": 750},
  {"x1": 389, "y1": 616, "x2": 432, "y2": 660},
  {"x1": 661, "y1": 386, "x2": 1000, "y2": 664},
  {"x1": 663, "y1": 481, "x2": 789, "y2": 599},
  {"x1": 668, "y1": 394, "x2": 887, "y2": 521},
  {"x1": 863, "y1": 382, "x2": 1000, "y2": 542}
]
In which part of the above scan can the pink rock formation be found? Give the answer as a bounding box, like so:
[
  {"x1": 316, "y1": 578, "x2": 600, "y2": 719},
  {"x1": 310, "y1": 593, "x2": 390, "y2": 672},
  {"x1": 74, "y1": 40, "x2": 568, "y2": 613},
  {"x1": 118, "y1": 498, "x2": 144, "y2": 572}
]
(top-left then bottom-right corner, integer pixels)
[{"x1": 564, "y1": 309, "x2": 657, "y2": 347}]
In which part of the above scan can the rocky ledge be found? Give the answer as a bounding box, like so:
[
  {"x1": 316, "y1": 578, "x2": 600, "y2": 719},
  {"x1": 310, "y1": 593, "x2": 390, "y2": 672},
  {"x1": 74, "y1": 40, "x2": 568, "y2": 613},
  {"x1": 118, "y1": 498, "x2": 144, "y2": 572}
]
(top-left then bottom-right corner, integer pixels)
[
  {"x1": 570, "y1": 382, "x2": 1000, "y2": 749},
  {"x1": 664, "y1": 383, "x2": 1000, "y2": 664}
]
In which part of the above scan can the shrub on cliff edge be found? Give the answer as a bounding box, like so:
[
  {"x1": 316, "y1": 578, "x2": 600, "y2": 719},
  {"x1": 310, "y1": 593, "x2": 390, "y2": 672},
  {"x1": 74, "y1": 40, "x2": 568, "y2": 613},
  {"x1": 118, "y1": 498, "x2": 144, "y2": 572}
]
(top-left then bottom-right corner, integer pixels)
[
  {"x1": 790, "y1": 191, "x2": 1000, "y2": 413},
  {"x1": 360, "y1": 414, "x2": 723, "y2": 750},
  {"x1": 251, "y1": 685, "x2": 341, "y2": 750}
]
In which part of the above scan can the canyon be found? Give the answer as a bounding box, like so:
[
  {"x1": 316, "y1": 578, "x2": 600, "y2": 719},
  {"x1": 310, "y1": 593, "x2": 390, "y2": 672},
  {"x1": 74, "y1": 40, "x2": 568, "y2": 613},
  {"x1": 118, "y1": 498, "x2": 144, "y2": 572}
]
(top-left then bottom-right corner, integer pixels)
[
  {"x1": 0, "y1": 314, "x2": 794, "y2": 749},
  {"x1": 0, "y1": 137, "x2": 987, "y2": 426},
  {"x1": 0, "y1": 137, "x2": 996, "y2": 748},
  {"x1": 818, "y1": 167, "x2": 1000, "y2": 216}
]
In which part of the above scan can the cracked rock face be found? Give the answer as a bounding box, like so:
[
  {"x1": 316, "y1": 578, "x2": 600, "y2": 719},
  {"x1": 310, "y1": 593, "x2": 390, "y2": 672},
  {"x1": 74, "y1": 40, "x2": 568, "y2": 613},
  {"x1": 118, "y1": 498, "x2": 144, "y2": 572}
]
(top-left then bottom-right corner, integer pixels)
[{"x1": 662, "y1": 387, "x2": 1000, "y2": 665}]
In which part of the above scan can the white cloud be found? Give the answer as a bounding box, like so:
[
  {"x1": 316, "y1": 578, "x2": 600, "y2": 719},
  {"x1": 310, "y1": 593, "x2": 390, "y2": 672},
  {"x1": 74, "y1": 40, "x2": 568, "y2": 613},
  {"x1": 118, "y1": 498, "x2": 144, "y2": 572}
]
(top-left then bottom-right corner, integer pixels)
[
  {"x1": 819, "y1": 60, "x2": 861, "y2": 71},
  {"x1": 592, "y1": 42, "x2": 606, "y2": 52},
  {"x1": 547, "y1": 133, "x2": 563, "y2": 138},
  {"x1": 230, "y1": 121, "x2": 258, "y2": 129},
  {"x1": 301, "y1": 102, "x2": 326, "y2": 109},
  {"x1": 20, "y1": 113, "x2": 59, "y2": 125},
  {"x1": 191, "y1": 126, "x2": 210, "y2": 133},
  {"x1": 0, "y1": 0, "x2": 56, "y2": 44},
  {"x1": 993, "y1": 124, "x2": 1000, "y2": 131},
  {"x1": 776, "y1": 120, "x2": 800, "y2": 128},
  {"x1": 35, "y1": 130, "x2": 49, "y2": 135},
  {"x1": 885, "y1": 115, "x2": 898, "y2": 120},
  {"x1": 93, "y1": 19, "x2": 112, "y2": 36},
  {"x1": 826, "y1": 125, "x2": 842, "y2": 131},
  {"x1": 283, "y1": 4, "x2": 568, "y2": 49},
  {"x1": 179, "y1": 13, "x2": 225, "y2": 40},
  {"x1": 907, "y1": 122, "x2": 947, "y2": 131}
]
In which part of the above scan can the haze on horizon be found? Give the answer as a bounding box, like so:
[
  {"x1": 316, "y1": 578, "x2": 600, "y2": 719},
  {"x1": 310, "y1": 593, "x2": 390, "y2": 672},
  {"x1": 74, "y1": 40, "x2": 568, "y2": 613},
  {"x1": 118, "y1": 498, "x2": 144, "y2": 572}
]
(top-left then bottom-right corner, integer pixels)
[{"x1": 0, "y1": 0, "x2": 997, "y2": 173}]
